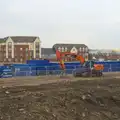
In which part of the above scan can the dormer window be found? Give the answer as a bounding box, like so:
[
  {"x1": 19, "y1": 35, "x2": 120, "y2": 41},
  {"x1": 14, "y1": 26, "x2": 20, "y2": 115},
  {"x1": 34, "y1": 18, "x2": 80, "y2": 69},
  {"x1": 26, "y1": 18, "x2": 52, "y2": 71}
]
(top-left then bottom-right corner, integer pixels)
[
  {"x1": 58, "y1": 47, "x2": 61, "y2": 51},
  {"x1": 83, "y1": 47, "x2": 84, "y2": 51},
  {"x1": 65, "y1": 47, "x2": 67, "y2": 52},
  {"x1": 61, "y1": 47, "x2": 64, "y2": 52},
  {"x1": 79, "y1": 47, "x2": 81, "y2": 51},
  {"x1": 85, "y1": 47, "x2": 88, "y2": 52}
]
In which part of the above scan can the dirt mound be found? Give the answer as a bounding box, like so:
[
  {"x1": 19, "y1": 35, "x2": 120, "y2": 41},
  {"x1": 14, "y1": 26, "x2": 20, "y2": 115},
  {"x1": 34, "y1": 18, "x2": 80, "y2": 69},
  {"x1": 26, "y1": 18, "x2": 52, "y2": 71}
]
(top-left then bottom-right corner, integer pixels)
[{"x1": 0, "y1": 78, "x2": 120, "y2": 120}]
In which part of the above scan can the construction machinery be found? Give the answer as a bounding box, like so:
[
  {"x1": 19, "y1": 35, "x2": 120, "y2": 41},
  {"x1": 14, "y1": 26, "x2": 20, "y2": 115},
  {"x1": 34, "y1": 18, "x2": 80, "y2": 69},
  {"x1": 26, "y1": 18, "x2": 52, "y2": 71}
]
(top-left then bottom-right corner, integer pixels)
[{"x1": 56, "y1": 50, "x2": 104, "y2": 77}]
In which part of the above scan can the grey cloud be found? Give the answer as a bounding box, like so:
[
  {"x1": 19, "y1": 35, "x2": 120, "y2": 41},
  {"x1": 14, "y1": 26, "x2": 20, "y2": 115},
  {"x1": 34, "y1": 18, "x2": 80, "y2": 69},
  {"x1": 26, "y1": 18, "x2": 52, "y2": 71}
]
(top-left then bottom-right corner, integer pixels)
[{"x1": 0, "y1": 0, "x2": 120, "y2": 48}]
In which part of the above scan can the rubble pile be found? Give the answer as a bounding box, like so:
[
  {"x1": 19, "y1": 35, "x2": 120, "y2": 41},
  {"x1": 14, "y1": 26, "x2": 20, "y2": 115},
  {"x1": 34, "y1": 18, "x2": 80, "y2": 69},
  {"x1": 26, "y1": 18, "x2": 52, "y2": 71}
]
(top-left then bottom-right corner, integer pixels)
[{"x1": 0, "y1": 79, "x2": 120, "y2": 120}]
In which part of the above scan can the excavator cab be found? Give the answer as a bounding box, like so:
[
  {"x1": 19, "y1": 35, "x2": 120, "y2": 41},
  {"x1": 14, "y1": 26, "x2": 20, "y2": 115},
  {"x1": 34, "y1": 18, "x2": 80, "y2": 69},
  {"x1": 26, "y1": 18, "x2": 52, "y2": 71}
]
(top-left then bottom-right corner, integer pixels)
[
  {"x1": 73, "y1": 60, "x2": 104, "y2": 77},
  {"x1": 83, "y1": 60, "x2": 104, "y2": 70},
  {"x1": 82, "y1": 60, "x2": 94, "y2": 69}
]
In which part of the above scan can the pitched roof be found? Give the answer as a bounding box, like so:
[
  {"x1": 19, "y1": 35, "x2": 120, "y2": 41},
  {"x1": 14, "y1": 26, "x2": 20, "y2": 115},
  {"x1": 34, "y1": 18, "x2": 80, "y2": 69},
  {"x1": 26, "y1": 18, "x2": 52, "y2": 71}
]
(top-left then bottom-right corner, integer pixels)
[
  {"x1": 0, "y1": 38, "x2": 5, "y2": 43},
  {"x1": 52, "y1": 43, "x2": 88, "y2": 50},
  {"x1": 10, "y1": 36, "x2": 38, "y2": 43},
  {"x1": 41, "y1": 48, "x2": 55, "y2": 55}
]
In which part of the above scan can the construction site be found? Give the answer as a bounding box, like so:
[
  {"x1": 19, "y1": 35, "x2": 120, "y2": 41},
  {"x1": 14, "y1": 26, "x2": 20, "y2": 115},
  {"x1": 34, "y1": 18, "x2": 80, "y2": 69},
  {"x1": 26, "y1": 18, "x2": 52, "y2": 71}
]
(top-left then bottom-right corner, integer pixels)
[
  {"x1": 1, "y1": 0, "x2": 120, "y2": 119},
  {"x1": 0, "y1": 73, "x2": 120, "y2": 120},
  {"x1": 0, "y1": 50, "x2": 120, "y2": 120}
]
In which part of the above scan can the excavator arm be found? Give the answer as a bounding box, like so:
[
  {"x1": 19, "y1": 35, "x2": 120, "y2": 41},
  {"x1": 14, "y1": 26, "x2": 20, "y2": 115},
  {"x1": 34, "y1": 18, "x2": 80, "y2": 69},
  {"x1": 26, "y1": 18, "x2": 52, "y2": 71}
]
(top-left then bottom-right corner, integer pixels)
[
  {"x1": 56, "y1": 50, "x2": 104, "y2": 71},
  {"x1": 56, "y1": 50, "x2": 85, "y2": 70},
  {"x1": 56, "y1": 50, "x2": 65, "y2": 70}
]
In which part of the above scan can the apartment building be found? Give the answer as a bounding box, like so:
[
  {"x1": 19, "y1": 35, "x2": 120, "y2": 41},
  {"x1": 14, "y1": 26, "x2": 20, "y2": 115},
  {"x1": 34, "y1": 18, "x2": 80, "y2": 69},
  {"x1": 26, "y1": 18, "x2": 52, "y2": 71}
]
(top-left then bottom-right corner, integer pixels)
[
  {"x1": 52, "y1": 43, "x2": 89, "y2": 61},
  {"x1": 0, "y1": 36, "x2": 41, "y2": 63}
]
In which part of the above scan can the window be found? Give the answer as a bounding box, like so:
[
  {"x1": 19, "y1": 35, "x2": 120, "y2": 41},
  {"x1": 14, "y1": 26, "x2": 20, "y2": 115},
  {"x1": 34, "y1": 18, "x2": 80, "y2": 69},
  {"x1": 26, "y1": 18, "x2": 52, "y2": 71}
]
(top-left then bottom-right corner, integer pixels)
[
  {"x1": 8, "y1": 47, "x2": 11, "y2": 50},
  {"x1": 8, "y1": 42, "x2": 12, "y2": 52},
  {"x1": 65, "y1": 47, "x2": 67, "y2": 52},
  {"x1": 79, "y1": 47, "x2": 81, "y2": 51},
  {"x1": 15, "y1": 58, "x2": 17, "y2": 62},
  {"x1": 8, "y1": 42, "x2": 12, "y2": 46},
  {"x1": 107, "y1": 53, "x2": 109, "y2": 56},
  {"x1": 4, "y1": 58, "x2": 6, "y2": 62},
  {"x1": 15, "y1": 53, "x2": 17, "y2": 57},
  {"x1": 36, "y1": 52, "x2": 39, "y2": 57},
  {"x1": 3, "y1": 53, "x2": 5, "y2": 57},
  {"x1": 20, "y1": 58, "x2": 23, "y2": 62},
  {"x1": 36, "y1": 50, "x2": 39, "y2": 53},
  {"x1": 35, "y1": 42, "x2": 39, "y2": 46},
  {"x1": 20, "y1": 48, "x2": 23, "y2": 51},
  {"x1": 61, "y1": 47, "x2": 64, "y2": 52},
  {"x1": 83, "y1": 47, "x2": 84, "y2": 51},
  {"x1": 30, "y1": 51, "x2": 33, "y2": 58},
  {"x1": 20, "y1": 53, "x2": 23, "y2": 57},
  {"x1": 3, "y1": 47, "x2": 6, "y2": 51},
  {"x1": 8, "y1": 58, "x2": 11, "y2": 62},
  {"x1": 81, "y1": 47, "x2": 83, "y2": 51},
  {"x1": 35, "y1": 42, "x2": 40, "y2": 50},
  {"x1": 26, "y1": 53, "x2": 28, "y2": 57},
  {"x1": 70, "y1": 47, "x2": 77, "y2": 53},
  {"x1": 58, "y1": 47, "x2": 61, "y2": 51},
  {"x1": 8, "y1": 54, "x2": 11, "y2": 58},
  {"x1": 30, "y1": 52, "x2": 32, "y2": 56},
  {"x1": 26, "y1": 48, "x2": 28, "y2": 51},
  {"x1": 8, "y1": 49, "x2": 12, "y2": 52}
]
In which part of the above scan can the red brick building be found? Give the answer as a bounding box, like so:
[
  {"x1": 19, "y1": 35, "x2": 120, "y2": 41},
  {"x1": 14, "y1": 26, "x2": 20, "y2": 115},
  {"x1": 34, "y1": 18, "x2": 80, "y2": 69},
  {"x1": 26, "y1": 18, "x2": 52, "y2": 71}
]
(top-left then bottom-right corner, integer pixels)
[{"x1": 0, "y1": 36, "x2": 41, "y2": 63}]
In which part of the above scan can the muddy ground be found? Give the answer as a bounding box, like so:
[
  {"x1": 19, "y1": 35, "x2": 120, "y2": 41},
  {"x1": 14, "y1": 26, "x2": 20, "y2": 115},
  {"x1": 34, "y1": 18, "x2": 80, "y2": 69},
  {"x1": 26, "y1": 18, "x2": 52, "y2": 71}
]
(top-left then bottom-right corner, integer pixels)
[{"x1": 0, "y1": 74, "x2": 120, "y2": 120}]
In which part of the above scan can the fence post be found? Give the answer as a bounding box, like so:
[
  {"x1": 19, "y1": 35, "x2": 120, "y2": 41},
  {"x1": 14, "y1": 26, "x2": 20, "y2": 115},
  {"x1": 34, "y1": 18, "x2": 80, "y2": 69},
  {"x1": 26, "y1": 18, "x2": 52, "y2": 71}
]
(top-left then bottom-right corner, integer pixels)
[
  {"x1": 26, "y1": 69, "x2": 28, "y2": 76},
  {"x1": 108, "y1": 64, "x2": 112, "y2": 72},
  {"x1": 71, "y1": 65, "x2": 75, "y2": 75},
  {"x1": 14, "y1": 68, "x2": 16, "y2": 77},
  {"x1": 29, "y1": 67, "x2": 31, "y2": 76},
  {"x1": 25, "y1": 71, "x2": 27, "y2": 76},
  {"x1": 116, "y1": 64, "x2": 118, "y2": 73},
  {"x1": 74, "y1": 65, "x2": 76, "y2": 70},
  {"x1": 45, "y1": 66, "x2": 48, "y2": 76}
]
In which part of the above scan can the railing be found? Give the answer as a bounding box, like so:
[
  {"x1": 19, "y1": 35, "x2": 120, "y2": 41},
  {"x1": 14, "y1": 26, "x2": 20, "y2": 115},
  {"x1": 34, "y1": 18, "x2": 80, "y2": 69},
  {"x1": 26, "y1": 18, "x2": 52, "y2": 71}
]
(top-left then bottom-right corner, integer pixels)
[
  {"x1": 1, "y1": 64, "x2": 120, "y2": 78},
  {"x1": 8, "y1": 65, "x2": 120, "y2": 77},
  {"x1": 13, "y1": 69, "x2": 74, "y2": 77}
]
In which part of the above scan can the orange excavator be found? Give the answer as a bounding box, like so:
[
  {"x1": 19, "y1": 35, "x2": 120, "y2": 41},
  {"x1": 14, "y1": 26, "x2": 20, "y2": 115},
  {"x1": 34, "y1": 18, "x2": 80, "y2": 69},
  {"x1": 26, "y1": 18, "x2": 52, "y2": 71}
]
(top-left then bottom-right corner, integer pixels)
[{"x1": 56, "y1": 50, "x2": 104, "y2": 77}]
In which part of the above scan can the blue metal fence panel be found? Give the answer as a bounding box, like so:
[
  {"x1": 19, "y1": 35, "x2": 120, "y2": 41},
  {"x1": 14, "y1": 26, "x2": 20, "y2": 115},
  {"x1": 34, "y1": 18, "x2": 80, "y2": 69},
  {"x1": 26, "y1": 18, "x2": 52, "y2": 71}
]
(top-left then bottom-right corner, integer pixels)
[
  {"x1": 12, "y1": 65, "x2": 30, "y2": 71},
  {"x1": 12, "y1": 61, "x2": 120, "y2": 76},
  {"x1": 0, "y1": 68, "x2": 13, "y2": 78},
  {"x1": 1, "y1": 61, "x2": 120, "y2": 78},
  {"x1": 27, "y1": 60, "x2": 50, "y2": 64}
]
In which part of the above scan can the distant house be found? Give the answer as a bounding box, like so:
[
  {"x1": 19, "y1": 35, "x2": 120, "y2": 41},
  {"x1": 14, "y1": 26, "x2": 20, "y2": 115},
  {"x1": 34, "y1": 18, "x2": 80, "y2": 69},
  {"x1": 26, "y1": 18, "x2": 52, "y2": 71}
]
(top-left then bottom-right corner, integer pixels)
[
  {"x1": 89, "y1": 49, "x2": 120, "y2": 60},
  {"x1": 0, "y1": 36, "x2": 41, "y2": 63},
  {"x1": 52, "y1": 43, "x2": 89, "y2": 61},
  {"x1": 41, "y1": 48, "x2": 56, "y2": 60}
]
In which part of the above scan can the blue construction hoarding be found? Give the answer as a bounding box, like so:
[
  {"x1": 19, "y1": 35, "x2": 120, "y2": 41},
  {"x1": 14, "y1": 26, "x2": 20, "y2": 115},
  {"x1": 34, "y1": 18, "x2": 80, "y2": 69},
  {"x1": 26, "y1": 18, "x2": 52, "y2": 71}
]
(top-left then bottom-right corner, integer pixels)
[{"x1": 0, "y1": 60, "x2": 120, "y2": 77}]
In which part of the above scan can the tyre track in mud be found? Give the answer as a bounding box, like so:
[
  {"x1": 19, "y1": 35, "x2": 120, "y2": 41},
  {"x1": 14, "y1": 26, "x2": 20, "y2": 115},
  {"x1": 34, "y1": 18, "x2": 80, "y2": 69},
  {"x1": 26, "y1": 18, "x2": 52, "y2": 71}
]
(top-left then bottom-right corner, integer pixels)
[
  {"x1": 0, "y1": 72, "x2": 119, "y2": 88},
  {"x1": 0, "y1": 77, "x2": 120, "y2": 119}
]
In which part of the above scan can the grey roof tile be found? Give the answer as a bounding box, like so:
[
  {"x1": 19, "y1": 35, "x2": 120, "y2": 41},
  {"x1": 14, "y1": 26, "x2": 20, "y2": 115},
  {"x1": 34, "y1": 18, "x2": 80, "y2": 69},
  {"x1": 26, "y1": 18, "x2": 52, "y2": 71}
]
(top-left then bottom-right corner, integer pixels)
[
  {"x1": 0, "y1": 38, "x2": 5, "y2": 43},
  {"x1": 0, "y1": 36, "x2": 39, "y2": 43},
  {"x1": 52, "y1": 43, "x2": 88, "y2": 51},
  {"x1": 10, "y1": 36, "x2": 38, "y2": 43}
]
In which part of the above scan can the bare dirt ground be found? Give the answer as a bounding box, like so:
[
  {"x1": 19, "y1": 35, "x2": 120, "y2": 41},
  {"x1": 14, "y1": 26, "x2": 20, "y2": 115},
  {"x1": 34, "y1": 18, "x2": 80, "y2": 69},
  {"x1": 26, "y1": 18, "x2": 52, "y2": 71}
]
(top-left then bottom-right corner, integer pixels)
[{"x1": 0, "y1": 73, "x2": 120, "y2": 120}]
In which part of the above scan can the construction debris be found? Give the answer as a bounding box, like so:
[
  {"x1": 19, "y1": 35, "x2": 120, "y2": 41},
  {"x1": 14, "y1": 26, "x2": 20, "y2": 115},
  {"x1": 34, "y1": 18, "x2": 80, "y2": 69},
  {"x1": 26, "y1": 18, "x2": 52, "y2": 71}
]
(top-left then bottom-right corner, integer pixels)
[{"x1": 0, "y1": 78, "x2": 120, "y2": 120}]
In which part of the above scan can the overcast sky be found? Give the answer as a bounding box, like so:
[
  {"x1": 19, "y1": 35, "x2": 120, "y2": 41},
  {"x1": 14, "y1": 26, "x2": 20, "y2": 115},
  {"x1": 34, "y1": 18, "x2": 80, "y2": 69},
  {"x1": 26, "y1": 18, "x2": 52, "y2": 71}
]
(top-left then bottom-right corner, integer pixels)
[{"x1": 0, "y1": 0, "x2": 120, "y2": 49}]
